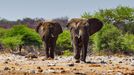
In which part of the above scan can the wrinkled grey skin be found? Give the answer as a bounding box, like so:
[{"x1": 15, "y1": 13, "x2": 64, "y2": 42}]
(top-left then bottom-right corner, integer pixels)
[
  {"x1": 36, "y1": 21, "x2": 63, "y2": 59},
  {"x1": 67, "y1": 18, "x2": 103, "y2": 63}
]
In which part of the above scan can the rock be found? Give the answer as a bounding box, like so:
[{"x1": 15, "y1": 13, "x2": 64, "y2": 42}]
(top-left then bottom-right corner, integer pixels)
[
  {"x1": 4, "y1": 61, "x2": 8, "y2": 64},
  {"x1": 74, "y1": 72, "x2": 86, "y2": 75},
  {"x1": 108, "y1": 60, "x2": 112, "y2": 64},
  {"x1": 37, "y1": 66, "x2": 43, "y2": 73},
  {"x1": 29, "y1": 70, "x2": 36, "y2": 74},
  {"x1": 15, "y1": 63, "x2": 20, "y2": 66},
  {"x1": 11, "y1": 67, "x2": 15, "y2": 71},
  {"x1": 60, "y1": 70, "x2": 66, "y2": 73},
  {"x1": 25, "y1": 53, "x2": 38, "y2": 59},
  {"x1": 118, "y1": 61, "x2": 122, "y2": 64},
  {"x1": 115, "y1": 72, "x2": 123, "y2": 75},
  {"x1": 38, "y1": 69, "x2": 43, "y2": 73},
  {"x1": 47, "y1": 63, "x2": 56, "y2": 66},
  {"x1": 4, "y1": 67, "x2": 11, "y2": 70},
  {"x1": 100, "y1": 60, "x2": 107, "y2": 64},
  {"x1": 89, "y1": 64, "x2": 101, "y2": 67},
  {"x1": 131, "y1": 63, "x2": 134, "y2": 66},
  {"x1": 37, "y1": 66, "x2": 41, "y2": 69},
  {"x1": 68, "y1": 63, "x2": 74, "y2": 67},
  {"x1": 4, "y1": 59, "x2": 11, "y2": 64}
]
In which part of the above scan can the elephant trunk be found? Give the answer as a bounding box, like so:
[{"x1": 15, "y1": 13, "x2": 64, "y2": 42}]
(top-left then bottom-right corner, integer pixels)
[{"x1": 74, "y1": 29, "x2": 83, "y2": 39}]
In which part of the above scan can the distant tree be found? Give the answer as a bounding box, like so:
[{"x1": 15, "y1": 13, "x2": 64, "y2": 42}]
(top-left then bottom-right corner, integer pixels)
[
  {"x1": 52, "y1": 16, "x2": 68, "y2": 29},
  {"x1": 81, "y1": 6, "x2": 134, "y2": 54},
  {"x1": 81, "y1": 6, "x2": 134, "y2": 34},
  {"x1": 0, "y1": 17, "x2": 45, "y2": 29},
  {"x1": 81, "y1": 12, "x2": 92, "y2": 19}
]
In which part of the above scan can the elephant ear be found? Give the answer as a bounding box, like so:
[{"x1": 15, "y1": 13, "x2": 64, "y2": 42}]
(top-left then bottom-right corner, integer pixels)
[
  {"x1": 52, "y1": 22, "x2": 63, "y2": 37},
  {"x1": 87, "y1": 18, "x2": 103, "y2": 36},
  {"x1": 66, "y1": 20, "x2": 73, "y2": 30},
  {"x1": 36, "y1": 21, "x2": 43, "y2": 33}
]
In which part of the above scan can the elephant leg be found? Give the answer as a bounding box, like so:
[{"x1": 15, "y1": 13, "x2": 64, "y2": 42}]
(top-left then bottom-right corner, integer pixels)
[
  {"x1": 49, "y1": 37, "x2": 57, "y2": 59},
  {"x1": 73, "y1": 37, "x2": 81, "y2": 61},
  {"x1": 44, "y1": 41, "x2": 50, "y2": 58},
  {"x1": 80, "y1": 37, "x2": 89, "y2": 62}
]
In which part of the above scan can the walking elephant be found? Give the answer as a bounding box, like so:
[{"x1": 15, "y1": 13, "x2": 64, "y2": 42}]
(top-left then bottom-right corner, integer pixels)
[
  {"x1": 36, "y1": 21, "x2": 63, "y2": 59},
  {"x1": 66, "y1": 18, "x2": 103, "y2": 63}
]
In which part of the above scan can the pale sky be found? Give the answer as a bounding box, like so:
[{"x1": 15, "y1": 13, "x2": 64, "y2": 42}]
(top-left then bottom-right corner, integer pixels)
[{"x1": 0, "y1": 0, "x2": 134, "y2": 21}]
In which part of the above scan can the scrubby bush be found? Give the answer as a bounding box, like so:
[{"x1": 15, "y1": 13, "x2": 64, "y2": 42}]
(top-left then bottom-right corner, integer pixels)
[
  {"x1": 63, "y1": 50, "x2": 73, "y2": 56},
  {"x1": 122, "y1": 33, "x2": 134, "y2": 51},
  {"x1": 91, "y1": 23, "x2": 124, "y2": 53},
  {"x1": 56, "y1": 30, "x2": 72, "y2": 51},
  {"x1": 0, "y1": 36, "x2": 23, "y2": 50},
  {"x1": 0, "y1": 25, "x2": 42, "y2": 51},
  {"x1": 0, "y1": 28, "x2": 7, "y2": 38},
  {"x1": 8, "y1": 25, "x2": 42, "y2": 47}
]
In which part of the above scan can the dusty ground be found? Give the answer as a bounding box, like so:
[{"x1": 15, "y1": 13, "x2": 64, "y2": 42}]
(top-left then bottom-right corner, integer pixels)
[{"x1": 0, "y1": 53, "x2": 134, "y2": 75}]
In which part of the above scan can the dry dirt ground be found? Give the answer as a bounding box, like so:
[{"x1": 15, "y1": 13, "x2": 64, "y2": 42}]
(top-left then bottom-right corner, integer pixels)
[{"x1": 0, "y1": 53, "x2": 134, "y2": 75}]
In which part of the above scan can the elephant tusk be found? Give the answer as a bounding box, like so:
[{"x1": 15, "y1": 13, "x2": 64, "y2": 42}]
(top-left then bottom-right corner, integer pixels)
[
  {"x1": 51, "y1": 34, "x2": 55, "y2": 37},
  {"x1": 78, "y1": 36, "x2": 81, "y2": 39}
]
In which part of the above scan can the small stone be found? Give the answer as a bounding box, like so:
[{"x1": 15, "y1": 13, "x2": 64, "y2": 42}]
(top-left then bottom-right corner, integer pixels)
[
  {"x1": 25, "y1": 53, "x2": 38, "y2": 59},
  {"x1": 61, "y1": 71, "x2": 66, "y2": 73},
  {"x1": 100, "y1": 61, "x2": 107, "y2": 64},
  {"x1": 4, "y1": 67, "x2": 11, "y2": 70},
  {"x1": 89, "y1": 64, "x2": 101, "y2": 67},
  {"x1": 4, "y1": 59, "x2": 11, "y2": 64},
  {"x1": 11, "y1": 67, "x2": 15, "y2": 70},
  {"x1": 119, "y1": 61, "x2": 122, "y2": 63},
  {"x1": 38, "y1": 69, "x2": 43, "y2": 73},
  {"x1": 131, "y1": 63, "x2": 134, "y2": 66},
  {"x1": 60, "y1": 68, "x2": 64, "y2": 70},
  {"x1": 47, "y1": 63, "x2": 56, "y2": 66},
  {"x1": 68, "y1": 63, "x2": 74, "y2": 67},
  {"x1": 115, "y1": 72, "x2": 123, "y2": 75},
  {"x1": 50, "y1": 67, "x2": 54, "y2": 70},
  {"x1": 4, "y1": 61, "x2": 8, "y2": 64},
  {"x1": 37, "y1": 66, "x2": 41, "y2": 69},
  {"x1": 15, "y1": 63, "x2": 20, "y2": 66},
  {"x1": 74, "y1": 72, "x2": 86, "y2": 75},
  {"x1": 30, "y1": 70, "x2": 36, "y2": 74}
]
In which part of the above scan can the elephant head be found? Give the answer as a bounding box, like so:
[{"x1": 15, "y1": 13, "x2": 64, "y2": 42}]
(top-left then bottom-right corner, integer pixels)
[
  {"x1": 36, "y1": 21, "x2": 63, "y2": 59},
  {"x1": 66, "y1": 18, "x2": 103, "y2": 37},
  {"x1": 36, "y1": 21, "x2": 63, "y2": 40},
  {"x1": 66, "y1": 18, "x2": 103, "y2": 63}
]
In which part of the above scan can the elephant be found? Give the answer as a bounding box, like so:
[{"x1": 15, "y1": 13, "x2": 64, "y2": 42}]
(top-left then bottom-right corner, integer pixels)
[
  {"x1": 66, "y1": 18, "x2": 103, "y2": 63},
  {"x1": 36, "y1": 21, "x2": 63, "y2": 59}
]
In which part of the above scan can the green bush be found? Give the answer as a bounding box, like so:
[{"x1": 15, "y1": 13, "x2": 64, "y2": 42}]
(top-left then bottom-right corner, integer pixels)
[
  {"x1": 8, "y1": 25, "x2": 42, "y2": 47},
  {"x1": 122, "y1": 33, "x2": 134, "y2": 51},
  {"x1": 91, "y1": 23, "x2": 124, "y2": 52},
  {"x1": 0, "y1": 25, "x2": 42, "y2": 50},
  {"x1": 0, "y1": 36, "x2": 23, "y2": 50},
  {"x1": 0, "y1": 28, "x2": 7, "y2": 38},
  {"x1": 56, "y1": 30, "x2": 72, "y2": 51},
  {"x1": 63, "y1": 50, "x2": 73, "y2": 56}
]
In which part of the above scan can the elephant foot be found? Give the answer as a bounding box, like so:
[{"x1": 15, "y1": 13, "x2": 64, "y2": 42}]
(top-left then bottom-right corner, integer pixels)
[
  {"x1": 74, "y1": 59, "x2": 80, "y2": 63},
  {"x1": 80, "y1": 60, "x2": 86, "y2": 64}
]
